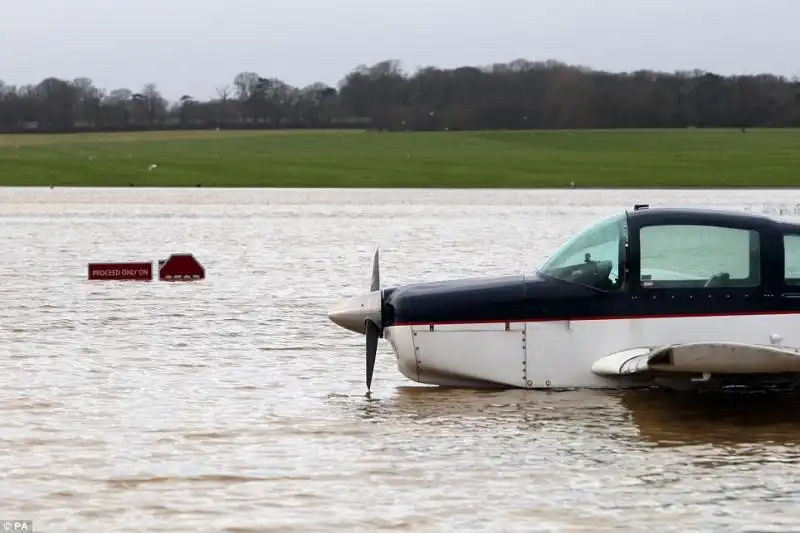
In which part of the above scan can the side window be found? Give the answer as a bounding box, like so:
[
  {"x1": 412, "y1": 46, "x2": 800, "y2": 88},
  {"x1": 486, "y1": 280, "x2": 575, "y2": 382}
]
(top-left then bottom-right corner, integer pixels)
[
  {"x1": 639, "y1": 224, "x2": 760, "y2": 288},
  {"x1": 784, "y1": 234, "x2": 800, "y2": 286}
]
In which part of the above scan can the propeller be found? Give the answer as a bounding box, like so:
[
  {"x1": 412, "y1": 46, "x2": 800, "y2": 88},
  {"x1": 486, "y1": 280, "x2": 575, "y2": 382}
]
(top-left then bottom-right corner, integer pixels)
[{"x1": 365, "y1": 247, "x2": 380, "y2": 395}]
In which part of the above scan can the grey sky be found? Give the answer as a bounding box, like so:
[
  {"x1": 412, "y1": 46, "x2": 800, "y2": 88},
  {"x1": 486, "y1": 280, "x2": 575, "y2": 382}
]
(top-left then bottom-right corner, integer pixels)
[{"x1": 2, "y1": 0, "x2": 798, "y2": 102}]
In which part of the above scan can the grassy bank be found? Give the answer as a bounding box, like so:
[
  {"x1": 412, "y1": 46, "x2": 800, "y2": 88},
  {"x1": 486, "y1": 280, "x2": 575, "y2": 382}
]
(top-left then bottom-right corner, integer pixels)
[{"x1": 1, "y1": 128, "x2": 799, "y2": 188}]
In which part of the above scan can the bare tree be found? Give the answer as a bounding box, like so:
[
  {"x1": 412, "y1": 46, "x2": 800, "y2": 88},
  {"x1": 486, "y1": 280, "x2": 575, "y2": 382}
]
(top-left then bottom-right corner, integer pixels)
[{"x1": 140, "y1": 83, "x2": 167, "y2": 125}]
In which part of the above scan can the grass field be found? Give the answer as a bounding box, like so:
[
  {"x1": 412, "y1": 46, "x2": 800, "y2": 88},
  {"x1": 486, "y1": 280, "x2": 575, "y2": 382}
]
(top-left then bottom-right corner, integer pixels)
[{"x1": 0, "y1": 128, "x2": 799, "y2": 188}]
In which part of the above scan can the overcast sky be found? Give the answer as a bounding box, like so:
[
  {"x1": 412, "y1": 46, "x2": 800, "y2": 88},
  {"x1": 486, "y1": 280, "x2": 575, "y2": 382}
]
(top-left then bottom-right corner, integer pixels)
[{"x1": 1, "y1": 0, "x2": 798, "y2": 101}]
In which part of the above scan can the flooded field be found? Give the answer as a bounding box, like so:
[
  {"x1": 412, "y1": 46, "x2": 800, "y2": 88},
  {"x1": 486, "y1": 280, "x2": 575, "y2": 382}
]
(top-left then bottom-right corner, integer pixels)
[{"x1": 2, "y1": 187, "x2": 800, "y2": 532}]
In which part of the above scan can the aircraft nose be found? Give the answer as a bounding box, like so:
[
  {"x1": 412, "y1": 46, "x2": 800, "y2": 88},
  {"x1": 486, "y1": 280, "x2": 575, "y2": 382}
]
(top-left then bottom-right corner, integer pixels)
[{"x1": 327, "y1": 291, "x2": 382, "y2": 335}]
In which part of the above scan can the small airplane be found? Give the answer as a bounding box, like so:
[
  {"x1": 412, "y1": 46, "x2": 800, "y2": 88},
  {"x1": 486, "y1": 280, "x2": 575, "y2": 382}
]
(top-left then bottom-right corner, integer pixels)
[{"x1": 328, "y1": 205, "x2": 800, "y2": 393}]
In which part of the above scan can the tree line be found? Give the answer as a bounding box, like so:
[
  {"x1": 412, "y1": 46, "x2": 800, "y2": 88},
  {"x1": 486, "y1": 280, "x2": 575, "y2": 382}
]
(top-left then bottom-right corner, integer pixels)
[{"x1": 1, "y1": 59, "x2": 799, "y2": 133}]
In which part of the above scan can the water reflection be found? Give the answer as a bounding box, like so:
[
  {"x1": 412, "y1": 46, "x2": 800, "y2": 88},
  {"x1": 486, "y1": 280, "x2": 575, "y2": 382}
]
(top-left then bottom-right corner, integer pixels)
[
  {"x1": 622, "y1": 389, "x2": 800, "y2": 447},
  {"x1": 370, "y1": 386, "x2": 800, "y2": 448}
]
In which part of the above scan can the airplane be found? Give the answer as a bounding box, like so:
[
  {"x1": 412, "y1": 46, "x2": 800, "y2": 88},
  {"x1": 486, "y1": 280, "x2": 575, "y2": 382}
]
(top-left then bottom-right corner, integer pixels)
[{"x1": 328, "y1": 204, "x2": 800, "y2": 393}]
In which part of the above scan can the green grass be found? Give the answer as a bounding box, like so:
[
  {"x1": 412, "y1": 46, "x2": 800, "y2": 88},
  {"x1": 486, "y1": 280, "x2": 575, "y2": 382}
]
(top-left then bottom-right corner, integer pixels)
[{"x1": 1, "y1": 128, "x2": 799, "y2": 187}]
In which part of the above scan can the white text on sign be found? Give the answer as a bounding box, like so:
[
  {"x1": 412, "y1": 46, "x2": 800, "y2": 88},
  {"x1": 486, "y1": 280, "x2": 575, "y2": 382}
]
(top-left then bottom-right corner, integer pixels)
[{"x1": 91, "y1": 268, "x2": 150, "y2": 277}]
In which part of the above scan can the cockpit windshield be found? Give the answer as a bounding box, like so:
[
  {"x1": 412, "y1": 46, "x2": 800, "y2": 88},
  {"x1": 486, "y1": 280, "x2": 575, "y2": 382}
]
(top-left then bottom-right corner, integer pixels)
[{"x1": 537, "y1": 212, "x2": 628, "y2": 291}]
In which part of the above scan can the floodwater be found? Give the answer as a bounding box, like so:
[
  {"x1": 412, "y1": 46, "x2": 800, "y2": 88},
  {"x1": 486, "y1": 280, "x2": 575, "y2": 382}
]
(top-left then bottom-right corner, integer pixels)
[{"x1": 2, "y1": 187, "x2": 800, "y2": 533}]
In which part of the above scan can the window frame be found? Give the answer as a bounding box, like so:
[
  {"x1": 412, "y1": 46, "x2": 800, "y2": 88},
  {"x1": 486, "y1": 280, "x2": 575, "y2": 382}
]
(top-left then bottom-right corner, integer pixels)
[{"x1": 635, "y1": 222, "x2": 762, "y2": 290}]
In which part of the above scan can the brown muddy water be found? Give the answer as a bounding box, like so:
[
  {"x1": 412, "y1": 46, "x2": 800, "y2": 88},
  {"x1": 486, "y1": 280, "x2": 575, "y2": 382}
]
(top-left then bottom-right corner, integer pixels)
[{"x1": 2, "y1": 187, "x2": 800, "y2": 532}]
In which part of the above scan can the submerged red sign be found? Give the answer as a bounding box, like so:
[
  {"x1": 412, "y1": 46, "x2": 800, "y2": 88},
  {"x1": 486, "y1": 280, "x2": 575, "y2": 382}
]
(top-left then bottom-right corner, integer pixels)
[
  {"x1": 158, "y1": 254, "x2": 205, "y2": 281},
  {"x1": 88, "y1": 262, "x2": 153, "y2": 281}
]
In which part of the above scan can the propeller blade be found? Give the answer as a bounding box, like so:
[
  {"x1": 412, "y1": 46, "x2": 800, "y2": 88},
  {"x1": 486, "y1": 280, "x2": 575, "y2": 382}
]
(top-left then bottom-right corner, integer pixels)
[
  {"x1": 366, "y1": 247, "x2": 381, "y2": 394},
  {"x1": 369, "y1": 247, "x2": 380, "y2": 292},
  {"x1": 365, "y1": 320, "x2": 379, "y2": 392}
]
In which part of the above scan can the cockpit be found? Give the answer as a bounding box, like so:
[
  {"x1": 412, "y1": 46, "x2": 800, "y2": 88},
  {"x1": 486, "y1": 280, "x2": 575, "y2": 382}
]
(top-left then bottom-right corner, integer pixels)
[
  {"x1": 536, "y1": 211, "x2": 628, "y2": 291},
  {"x1": 537, "y1": 205, "x2": 769, "y2": 292}
]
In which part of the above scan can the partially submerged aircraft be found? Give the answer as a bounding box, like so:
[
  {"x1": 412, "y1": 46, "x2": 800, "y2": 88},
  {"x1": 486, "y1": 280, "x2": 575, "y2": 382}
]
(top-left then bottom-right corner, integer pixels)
[{"x1": 328, "y1": 205, "x2": 800, "y2": 393}]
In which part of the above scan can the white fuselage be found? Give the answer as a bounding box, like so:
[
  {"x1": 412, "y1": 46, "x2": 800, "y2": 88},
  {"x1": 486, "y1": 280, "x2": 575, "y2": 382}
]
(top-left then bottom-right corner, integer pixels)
[{"x1": 383, "y1": 313, "x2": 800, "y2": 389}]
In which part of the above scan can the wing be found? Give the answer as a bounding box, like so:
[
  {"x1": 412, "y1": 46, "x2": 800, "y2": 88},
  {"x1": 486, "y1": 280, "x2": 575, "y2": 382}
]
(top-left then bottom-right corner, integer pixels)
[{"x1": 591, "y1": 342, "x2": 800, "y2": 378}]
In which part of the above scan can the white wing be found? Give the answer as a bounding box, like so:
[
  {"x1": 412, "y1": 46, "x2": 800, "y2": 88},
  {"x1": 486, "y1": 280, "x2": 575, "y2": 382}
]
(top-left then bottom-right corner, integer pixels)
[{"x1": 592, "y1": 342, "x2": 800, "y2": 377}]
